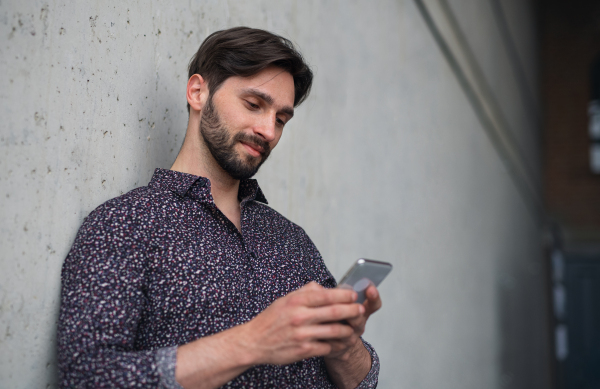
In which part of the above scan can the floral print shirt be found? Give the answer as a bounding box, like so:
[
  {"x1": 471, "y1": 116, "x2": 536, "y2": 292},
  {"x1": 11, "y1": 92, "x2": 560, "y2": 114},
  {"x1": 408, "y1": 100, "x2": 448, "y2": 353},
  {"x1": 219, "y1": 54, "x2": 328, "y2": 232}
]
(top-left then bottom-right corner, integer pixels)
[{"x1": 58, "y1": 168, "x2": 379, "y2": 388}]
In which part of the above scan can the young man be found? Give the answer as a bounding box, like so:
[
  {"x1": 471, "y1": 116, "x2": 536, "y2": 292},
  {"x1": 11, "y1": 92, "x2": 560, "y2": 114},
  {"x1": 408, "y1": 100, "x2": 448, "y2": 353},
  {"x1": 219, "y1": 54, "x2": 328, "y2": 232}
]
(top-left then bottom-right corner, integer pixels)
[{"x1": 58, "y1": 27, "x2": 381, "y2": 389}]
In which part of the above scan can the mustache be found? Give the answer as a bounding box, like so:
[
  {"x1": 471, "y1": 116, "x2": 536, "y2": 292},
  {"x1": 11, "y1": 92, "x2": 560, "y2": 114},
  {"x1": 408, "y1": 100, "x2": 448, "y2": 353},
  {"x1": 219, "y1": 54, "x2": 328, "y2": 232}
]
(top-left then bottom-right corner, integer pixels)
[{"x1": 233, "y1": 132, "x2": 271, "y2": 155}]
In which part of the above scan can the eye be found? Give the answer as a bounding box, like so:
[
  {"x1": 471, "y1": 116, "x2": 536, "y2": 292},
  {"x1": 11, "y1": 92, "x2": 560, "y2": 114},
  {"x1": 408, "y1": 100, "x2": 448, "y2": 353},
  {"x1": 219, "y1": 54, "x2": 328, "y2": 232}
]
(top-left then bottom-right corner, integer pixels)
[
  {"x1": 245, "y1": 100, "x2": 259, "y2": 110},
  {"x1": 276, "y1": 117, "x2": 286, "y2": 127}
]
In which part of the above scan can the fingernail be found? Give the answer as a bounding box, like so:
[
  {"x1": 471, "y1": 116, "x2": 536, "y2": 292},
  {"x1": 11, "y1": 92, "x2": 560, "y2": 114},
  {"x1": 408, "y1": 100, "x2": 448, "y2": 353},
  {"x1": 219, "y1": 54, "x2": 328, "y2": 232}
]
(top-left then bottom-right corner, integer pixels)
[{"x1": 359, "y1": 305, "x2": 365, "y2": 314}]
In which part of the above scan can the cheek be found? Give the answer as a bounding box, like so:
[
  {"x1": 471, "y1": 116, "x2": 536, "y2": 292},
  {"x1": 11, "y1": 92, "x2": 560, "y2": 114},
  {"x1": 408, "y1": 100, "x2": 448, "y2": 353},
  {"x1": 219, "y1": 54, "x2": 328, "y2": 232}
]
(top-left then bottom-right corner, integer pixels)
[
  {"x1": 212, "y1": 96, "x2": 247, "y2": 128},
  {"x1": 219, "y1": 111, "x2": 245, "y2": 130}
]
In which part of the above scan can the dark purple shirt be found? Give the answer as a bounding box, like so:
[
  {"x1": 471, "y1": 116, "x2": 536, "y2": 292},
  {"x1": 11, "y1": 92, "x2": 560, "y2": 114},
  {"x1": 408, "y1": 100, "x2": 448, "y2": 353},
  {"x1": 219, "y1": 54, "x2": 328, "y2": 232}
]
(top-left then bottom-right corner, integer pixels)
[{"x1": 58, "y1": 168, "x2": 379, "y2": 388}]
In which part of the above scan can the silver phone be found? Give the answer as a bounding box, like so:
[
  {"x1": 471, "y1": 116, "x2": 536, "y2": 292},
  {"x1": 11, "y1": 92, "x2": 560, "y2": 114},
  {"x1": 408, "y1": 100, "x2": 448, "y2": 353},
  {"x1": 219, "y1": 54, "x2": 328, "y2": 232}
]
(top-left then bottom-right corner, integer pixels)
[{"x1": 338, "y1": 259, "x2": 393, "y2": 303}]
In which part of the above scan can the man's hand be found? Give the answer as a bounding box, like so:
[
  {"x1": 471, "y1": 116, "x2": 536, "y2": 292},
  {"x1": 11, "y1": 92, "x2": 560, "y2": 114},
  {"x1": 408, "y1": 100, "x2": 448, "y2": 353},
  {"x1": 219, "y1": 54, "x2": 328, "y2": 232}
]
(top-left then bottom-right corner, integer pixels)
[
  {"x1": 239, "y1": 281, "x2": 366, "y2": 365},
  {"x1": 175, "y1": 282, "x2": 381, "y2": 389},
  {"x1": 323, "y1": 284, "x2": 382, "y2": 389}
]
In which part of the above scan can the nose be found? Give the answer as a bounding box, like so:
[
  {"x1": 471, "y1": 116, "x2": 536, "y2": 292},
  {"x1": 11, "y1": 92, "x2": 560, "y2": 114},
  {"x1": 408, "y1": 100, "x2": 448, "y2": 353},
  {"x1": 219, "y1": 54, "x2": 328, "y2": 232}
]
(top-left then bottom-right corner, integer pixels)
[{"x1": 253, "y1": 112, "x2": 278, "y2": 143}]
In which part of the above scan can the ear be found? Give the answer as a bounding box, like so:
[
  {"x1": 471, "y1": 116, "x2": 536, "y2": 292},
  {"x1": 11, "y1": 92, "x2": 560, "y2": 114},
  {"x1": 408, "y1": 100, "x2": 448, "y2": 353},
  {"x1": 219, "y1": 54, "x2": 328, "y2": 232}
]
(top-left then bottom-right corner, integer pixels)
[{"x1": 187, "y1": 74, "x2": 209, "y2": 113}]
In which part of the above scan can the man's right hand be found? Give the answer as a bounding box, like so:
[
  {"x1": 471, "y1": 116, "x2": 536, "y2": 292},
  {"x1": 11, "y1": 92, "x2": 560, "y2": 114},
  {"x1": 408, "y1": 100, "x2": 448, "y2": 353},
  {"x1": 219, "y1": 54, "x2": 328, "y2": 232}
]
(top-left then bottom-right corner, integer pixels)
[{"x1": 239, "y1": 281, "x2": 365, "y2": 365}]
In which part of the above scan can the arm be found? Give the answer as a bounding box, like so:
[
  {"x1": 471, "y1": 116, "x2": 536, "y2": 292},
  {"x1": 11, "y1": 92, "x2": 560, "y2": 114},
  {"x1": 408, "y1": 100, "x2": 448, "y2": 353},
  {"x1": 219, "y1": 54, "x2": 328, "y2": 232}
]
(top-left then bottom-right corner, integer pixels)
[
  {"x1": 324, "y1": 342, "x2": 372, "y2": 389},
  {"x1": 58, "y1": 206, "x2": 165, "y2": 387}
]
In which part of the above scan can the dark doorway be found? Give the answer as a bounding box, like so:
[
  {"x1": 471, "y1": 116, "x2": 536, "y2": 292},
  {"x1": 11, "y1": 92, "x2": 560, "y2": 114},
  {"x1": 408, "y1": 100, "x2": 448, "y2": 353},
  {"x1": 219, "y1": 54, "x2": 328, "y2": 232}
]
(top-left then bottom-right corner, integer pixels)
[{"x1": 559, "y1": 254, "x2": 600, "y2": 389}]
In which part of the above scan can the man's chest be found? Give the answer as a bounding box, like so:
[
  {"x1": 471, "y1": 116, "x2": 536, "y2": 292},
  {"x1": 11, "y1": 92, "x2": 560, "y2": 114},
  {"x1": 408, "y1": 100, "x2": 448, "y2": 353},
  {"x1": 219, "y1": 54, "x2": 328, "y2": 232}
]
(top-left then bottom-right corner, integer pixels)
[{"x1": 134, "y1": 213, "x2": 316, "y2": 347}]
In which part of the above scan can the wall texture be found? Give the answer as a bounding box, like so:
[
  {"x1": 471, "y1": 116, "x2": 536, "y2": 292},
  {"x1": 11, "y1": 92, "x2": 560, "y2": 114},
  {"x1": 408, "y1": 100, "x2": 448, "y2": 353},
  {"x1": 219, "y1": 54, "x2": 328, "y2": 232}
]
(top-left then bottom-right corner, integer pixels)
[{"x1": 0, "y1": 0, "x2": 550, "y2": 388}]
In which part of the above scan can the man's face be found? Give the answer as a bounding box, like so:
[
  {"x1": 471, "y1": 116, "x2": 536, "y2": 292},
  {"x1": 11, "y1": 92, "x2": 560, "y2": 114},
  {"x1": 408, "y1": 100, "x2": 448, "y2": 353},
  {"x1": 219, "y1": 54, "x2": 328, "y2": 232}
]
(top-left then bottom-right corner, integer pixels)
[{"x1": 199, "y1": 67, "x2": 295, "y2": 180}]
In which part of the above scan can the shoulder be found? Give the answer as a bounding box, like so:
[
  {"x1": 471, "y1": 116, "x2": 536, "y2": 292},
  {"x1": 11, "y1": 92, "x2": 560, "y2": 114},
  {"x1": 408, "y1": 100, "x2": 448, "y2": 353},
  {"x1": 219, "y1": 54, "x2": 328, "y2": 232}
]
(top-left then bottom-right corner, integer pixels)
[
  {"x1": 63, "y1": 184, "x2": 180, "y2": 270},
  {"x1": 83, "y1": 184, "x2": 177, "y2": 228},
  {"x1": 61, "y1": 187, "x2": 168, "y2": 299},
  {"x1": 73, "y1": 184, "x2": 180, "y2": 250}
]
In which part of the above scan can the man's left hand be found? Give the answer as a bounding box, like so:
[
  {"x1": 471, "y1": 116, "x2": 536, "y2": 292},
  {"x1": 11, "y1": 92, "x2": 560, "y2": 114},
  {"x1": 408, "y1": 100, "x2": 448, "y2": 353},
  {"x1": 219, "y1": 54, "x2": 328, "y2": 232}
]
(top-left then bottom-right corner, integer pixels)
[
  {"x1": 323, "y1": 284, "x2": 382, "y2": 388},
  {"x1": 325, "y1": 284, "x2": 381, "y2": 360}
]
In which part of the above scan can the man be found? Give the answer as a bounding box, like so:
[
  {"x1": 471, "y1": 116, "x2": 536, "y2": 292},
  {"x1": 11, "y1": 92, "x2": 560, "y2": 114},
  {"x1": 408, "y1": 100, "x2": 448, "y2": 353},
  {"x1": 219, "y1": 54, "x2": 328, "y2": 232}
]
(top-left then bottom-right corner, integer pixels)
[{"x1": 58, "y1": 27, "x2": 382, "y2": 388}]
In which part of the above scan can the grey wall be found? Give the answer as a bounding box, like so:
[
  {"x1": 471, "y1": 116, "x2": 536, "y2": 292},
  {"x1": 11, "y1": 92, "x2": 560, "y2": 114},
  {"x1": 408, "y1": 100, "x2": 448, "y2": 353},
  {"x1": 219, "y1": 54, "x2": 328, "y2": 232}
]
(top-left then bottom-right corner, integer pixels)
[{"x1": 0, "y1": 0, "x2": 550, "y2": 388}]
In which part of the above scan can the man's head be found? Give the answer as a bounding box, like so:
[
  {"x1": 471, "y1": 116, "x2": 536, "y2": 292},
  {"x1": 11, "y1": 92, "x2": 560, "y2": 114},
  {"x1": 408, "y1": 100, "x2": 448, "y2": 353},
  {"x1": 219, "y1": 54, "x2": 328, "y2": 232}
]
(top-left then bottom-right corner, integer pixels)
[
  {"x1": 186, "y1": 27, "x2": 313, "y2": 180},
  {"x1": 188, "y1": 27, "x2": 313, "y2": 112}
]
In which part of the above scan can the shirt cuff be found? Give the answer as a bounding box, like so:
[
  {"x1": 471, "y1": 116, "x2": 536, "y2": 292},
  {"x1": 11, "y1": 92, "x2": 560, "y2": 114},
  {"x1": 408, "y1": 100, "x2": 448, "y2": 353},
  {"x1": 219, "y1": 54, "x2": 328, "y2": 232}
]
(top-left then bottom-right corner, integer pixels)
[
  {"x1": 356, "y1": 339, "x2": 380, "y2": 388},
  {"x1": 156, "y1": 346, "x2": 184, "y2": 389}
]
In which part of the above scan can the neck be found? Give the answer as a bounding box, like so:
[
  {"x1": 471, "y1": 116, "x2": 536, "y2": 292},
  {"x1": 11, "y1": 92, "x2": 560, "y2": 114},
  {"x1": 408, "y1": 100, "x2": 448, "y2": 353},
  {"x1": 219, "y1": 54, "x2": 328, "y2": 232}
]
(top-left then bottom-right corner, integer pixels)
[{"x1": 171, "y1": 117, "x2": 242, "y2": 229}]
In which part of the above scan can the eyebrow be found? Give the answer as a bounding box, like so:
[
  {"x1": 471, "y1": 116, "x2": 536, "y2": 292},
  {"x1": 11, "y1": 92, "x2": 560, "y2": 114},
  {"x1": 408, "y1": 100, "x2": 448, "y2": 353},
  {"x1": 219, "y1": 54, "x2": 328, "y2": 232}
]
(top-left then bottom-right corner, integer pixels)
[{"x1": 242, "y1": 88, "x2": 295, "y2": 118}]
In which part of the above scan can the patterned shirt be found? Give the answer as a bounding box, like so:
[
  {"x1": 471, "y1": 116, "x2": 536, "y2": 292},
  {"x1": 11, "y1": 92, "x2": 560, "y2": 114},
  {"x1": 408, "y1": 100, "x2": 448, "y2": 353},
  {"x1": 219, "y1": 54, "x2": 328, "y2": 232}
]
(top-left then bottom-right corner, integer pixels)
[{"x1": 57, "y1": 168, "x2": 379, "y2": 388}]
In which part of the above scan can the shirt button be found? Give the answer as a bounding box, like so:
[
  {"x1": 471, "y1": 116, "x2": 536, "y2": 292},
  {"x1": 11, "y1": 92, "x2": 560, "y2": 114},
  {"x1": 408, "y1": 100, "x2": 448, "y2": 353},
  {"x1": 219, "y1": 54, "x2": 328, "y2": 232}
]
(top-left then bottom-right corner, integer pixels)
[{"x1": 249, "y1": 252, "x2": 256, "y2": 258}]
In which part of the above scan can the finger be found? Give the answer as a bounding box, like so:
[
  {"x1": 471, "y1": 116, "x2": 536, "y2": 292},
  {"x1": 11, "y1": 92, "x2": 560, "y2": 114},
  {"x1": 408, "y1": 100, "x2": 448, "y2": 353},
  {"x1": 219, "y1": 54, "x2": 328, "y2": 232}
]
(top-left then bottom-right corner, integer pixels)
[
  {"x1": 297, "y1": 323, "x2": 355, "y2": 341},
  {"x1": 306, "y1": 303, "x2": 365, "y2": 324},
  {"x1": 296, "y1": 340, "x2": 332, "y2": 360},
  {"x1": 366, "y1": 284, "x2": 379, "y2": 300},
  {"x1": 297, "y1": 288, "x2": 357, "y2": 308},
  {"x1": 345, "y1": 314, "x2": 367, "y2": 332},
  {"x1": 364, "y1": 285, "x2": 382, "y2": 314}
]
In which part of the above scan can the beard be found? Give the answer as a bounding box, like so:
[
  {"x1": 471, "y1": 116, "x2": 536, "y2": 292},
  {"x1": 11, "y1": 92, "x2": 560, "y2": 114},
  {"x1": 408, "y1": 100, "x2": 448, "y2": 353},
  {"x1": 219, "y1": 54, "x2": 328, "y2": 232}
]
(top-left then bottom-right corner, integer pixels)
[{"x1": 199, "y1": 95, "x2": 271, "y2": 180}]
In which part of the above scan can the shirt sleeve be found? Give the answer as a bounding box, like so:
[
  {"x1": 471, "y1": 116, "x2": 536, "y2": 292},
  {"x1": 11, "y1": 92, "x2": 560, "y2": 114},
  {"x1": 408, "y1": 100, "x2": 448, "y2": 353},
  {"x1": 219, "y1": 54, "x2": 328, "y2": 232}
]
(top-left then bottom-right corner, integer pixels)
[
  {"x1": 57, "y1": 203, "x2": 172, "y2": 388},
  {"x1": 156, "y1": 346, "x2": 184, "y2": 389},
  {"x1": 357, "y1": 339, "x2": 380, "y2": 388}
]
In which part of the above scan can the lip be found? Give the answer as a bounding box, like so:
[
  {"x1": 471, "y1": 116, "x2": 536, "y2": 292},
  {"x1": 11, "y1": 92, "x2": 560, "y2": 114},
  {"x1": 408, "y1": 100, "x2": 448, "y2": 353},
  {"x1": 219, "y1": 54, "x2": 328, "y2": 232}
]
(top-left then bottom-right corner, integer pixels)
[{"x1": 240, "y1": 141, "x2": 263, "y2": 157}]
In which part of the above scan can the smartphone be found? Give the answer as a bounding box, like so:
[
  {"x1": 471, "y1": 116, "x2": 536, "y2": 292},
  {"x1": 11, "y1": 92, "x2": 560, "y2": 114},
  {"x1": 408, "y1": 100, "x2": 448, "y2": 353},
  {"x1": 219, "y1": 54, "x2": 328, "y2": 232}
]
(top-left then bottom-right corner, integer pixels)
[{"x1": 338, "y1": 259, "x2": 393, "y2": 304}]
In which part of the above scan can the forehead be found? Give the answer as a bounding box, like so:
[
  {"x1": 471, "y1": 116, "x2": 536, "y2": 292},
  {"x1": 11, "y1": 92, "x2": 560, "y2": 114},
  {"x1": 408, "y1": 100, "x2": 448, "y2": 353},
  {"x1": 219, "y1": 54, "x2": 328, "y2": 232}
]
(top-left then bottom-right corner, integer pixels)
[{"x1": 218, "y1": 67, "x2": 295, "y2": 107}]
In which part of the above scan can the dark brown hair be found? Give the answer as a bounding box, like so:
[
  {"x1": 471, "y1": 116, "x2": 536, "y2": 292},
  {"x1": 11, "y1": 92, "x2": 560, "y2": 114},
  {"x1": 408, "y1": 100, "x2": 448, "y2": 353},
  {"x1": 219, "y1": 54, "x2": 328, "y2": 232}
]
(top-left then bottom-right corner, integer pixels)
[{"x1": 187, "y1": 27, "x2": 313, "y2": 112}]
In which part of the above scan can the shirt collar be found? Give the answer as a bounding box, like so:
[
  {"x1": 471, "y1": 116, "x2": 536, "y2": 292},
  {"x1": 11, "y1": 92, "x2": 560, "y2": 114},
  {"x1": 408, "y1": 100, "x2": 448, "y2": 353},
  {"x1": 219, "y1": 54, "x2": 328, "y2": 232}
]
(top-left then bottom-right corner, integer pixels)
[{"x1": 148, "y1": 168, "x2": 268, "y2": 204}]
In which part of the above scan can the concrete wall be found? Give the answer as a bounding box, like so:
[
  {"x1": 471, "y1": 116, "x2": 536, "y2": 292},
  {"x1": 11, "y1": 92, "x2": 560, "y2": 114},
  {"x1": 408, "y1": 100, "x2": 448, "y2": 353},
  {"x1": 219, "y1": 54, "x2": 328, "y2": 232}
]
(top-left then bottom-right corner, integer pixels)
[{"x1": 0, "y1": 0, "x2": 550, "y2": 388}]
